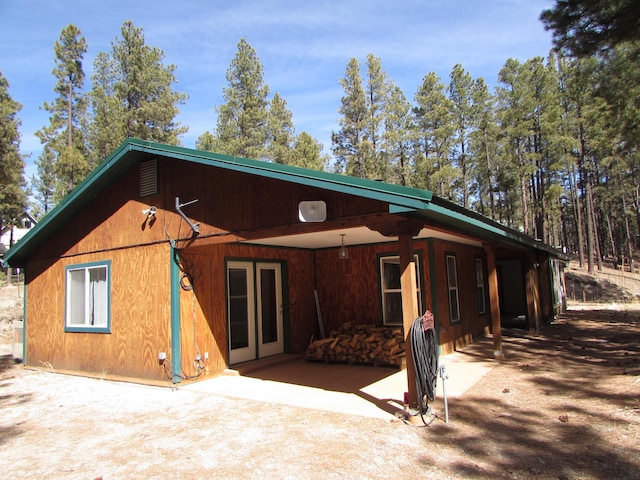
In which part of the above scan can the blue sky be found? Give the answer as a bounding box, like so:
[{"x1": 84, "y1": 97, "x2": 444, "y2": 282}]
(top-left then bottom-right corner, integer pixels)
[{"x1": 0, "y1": 0, "x2": 554, "y2": 179}]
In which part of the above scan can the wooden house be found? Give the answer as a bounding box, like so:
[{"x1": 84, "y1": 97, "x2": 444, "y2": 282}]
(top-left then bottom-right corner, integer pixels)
[{"x1": 5, "y1": 139, "x2": 566, "y2": 386}]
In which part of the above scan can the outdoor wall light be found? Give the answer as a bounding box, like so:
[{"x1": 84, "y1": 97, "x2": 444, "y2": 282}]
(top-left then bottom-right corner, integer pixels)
[
  {"x1": 298, "y1": 200, "x2": 327, "y2": 222},
  {"x1": 142, "y1": 206, "x2": 157, "y2": 218},
  {"x1": 339, "y1": 233, "x2": 349, "y2": 260}
]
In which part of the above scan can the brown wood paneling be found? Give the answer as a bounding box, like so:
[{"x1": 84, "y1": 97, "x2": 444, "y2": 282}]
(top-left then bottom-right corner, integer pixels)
[
  {"x1": 314, "y1": 242, "x2": 412, "y2": 334},
  {"x1": 25, "y1": 243, "x2": 172, "y2": 381},
  {"x1": 178, "y1": 243, "x2": 316, "y2": 374},
  {"x1": 430, "y1": 240, "x2": 490, "y2": 354}
]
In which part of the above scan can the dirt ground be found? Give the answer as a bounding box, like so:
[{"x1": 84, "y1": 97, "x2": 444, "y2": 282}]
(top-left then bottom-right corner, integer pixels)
[{"x1": 1, "y1": 266, "x2": 640, "y2": 479}]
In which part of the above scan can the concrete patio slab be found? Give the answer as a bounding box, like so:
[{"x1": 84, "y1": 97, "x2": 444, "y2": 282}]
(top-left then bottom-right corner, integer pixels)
[{"x1": 182, "y1": 336, "x2": 498, "y2": 421}]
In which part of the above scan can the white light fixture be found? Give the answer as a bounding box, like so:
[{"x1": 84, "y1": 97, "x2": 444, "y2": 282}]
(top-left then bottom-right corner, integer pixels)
[
  {"x1": 298, "y1": 200, "x2": 327, "y2": 222},
  {"x1": 339, "y1": 234, "x2": 348, "y2": 260},
  {"x1": 142, "y1": 206, "x2": 157, "y2": 218}
]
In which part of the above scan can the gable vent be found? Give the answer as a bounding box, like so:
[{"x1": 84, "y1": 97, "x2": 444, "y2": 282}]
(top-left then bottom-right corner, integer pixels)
[{"x1": 140, "y1": 159, "x2": 158, "y2": 197}]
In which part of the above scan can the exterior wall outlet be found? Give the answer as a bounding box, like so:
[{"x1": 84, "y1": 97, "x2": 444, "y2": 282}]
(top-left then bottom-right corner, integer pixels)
[
  {"x1": 158, "y1": 352, "x2": 166, "y2": 361},
  {"x1": 204, "y1": 352, "x2": 209, "y2": 359}
]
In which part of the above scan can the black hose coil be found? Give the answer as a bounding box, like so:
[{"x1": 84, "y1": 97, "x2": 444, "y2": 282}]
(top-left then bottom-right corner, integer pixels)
[{"x1": 410, "y1": 312, "x2": 439, "y2": 414}]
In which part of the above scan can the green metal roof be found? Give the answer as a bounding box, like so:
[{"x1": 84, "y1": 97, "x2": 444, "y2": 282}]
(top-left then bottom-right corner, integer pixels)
[{"x1": 5, "y1": 138, "x2": 566, "y2": 267}]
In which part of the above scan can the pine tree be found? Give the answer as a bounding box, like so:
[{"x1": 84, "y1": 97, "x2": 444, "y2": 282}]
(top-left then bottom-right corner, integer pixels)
[
  {"x1": 448, "y1": 64, "x2": 474, "y2": 207},
  {"x1": 89, "y1": 21, "x2": 188, "y2": 162},
  {"x1": 290, "y1": 132, "x2": 329, "y2": 170},
  {"x1": 332, "y1": 57, "x2": 367, "y2": 177},
  {"x1": 268, "y1": 92, "x2": 295, "y2": 164},
  {"x1": 541, "y1": 0, "x2": 640, "y2": 56},
  {"x1": 383, "y1": 85, "x2": 414, "y2": 186},
  {"x1": 0, "y1": 71, "x2": 26, "y2": 233},
  {"x1": 413, "y1": 72, "x2": 456, "y2": 198},
  {"x1": 35, "y1": 24, "x2": 89, "y2": 201},
  {"x1": 496, "y1": 58, "x2": 537, "y2": 234},
  {"x1": 197, "y1": 39, "x2": 270, "y2": 160},
  {"x1": 30, "y1": 146, "x2": 57, "y2": 215},
  {"x1": 363, "y1": 54, "x2": 391, "y2": 181},
  {"x1": 469, "y1": 78, "x2": 500, "y2": 219}
]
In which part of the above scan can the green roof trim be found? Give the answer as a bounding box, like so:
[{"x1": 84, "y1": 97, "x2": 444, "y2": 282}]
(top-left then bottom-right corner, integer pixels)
[{"x1": 5, "y1": 138, "x2": 566, "y2": 267}]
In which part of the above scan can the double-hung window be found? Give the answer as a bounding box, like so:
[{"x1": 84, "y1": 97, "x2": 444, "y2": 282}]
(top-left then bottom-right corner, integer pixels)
[
  {"x1": 379, "y1": 255, "x2": 422, "y2": 326},
  {"x1": 445, "y1": 254, "x2": 460, "y2": 323},
  {"x1": 65, "y1": 261, "x2": 111, "y2": 333},
  {"x1": 475, "y1": 258, "x2": 486, "y2": 314}
]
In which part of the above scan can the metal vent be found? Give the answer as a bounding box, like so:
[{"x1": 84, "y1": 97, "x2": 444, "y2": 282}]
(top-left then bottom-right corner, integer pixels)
[{"x1": 140, "y1": 159, "x2": 158, "y2": 197}]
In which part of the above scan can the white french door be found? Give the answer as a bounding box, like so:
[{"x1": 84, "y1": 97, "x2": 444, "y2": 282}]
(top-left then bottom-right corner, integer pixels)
[{"x1": 227, "y1": 261, "x2": 283, "y2": 364}]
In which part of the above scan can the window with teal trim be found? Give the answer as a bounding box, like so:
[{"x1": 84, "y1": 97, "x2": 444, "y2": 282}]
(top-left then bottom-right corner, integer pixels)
[{"x1": 65, "y1": 261, "x2": 111, "y2": 333}]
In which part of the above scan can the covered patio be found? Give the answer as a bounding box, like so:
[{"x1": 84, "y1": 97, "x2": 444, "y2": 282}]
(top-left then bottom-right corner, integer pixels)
[{"x1": 182, "y1": 335, "x2": 497, "y2": 421}]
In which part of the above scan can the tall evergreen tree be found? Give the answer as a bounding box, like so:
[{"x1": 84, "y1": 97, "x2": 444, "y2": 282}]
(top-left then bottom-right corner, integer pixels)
[
  {"x1": 35, "y1": 24, "x2": 89, "y2": 201},
  {"x1": 384, "y1": 85, "x2": 414, "y2": 186},
  {"x1": 413, "y1": 72, "x2": 456, "y2": 198},
  {"x1": 363, "y1": 54, "x2": 391, "y2": 180},
  {"x1": 0, "y1": 71, "x2": 26, "y2": 233},
  {"x1": 448, "y1": 64, "x2": 474, "y2": 207},
  {"x1": 541, "y1": 0, "x2": 640, "y2": 56},
  {"x1": 468, "y1": 78, "x2": 499, "y2": 219},
  {"x1": 197, "y1": 39, "x2": 269, "y2": 160},
  {"x1": 30, "y1": 146, "x2": 57, "y2": 215},
  {"x1": 496, "y1": 58, "x2": 537, "y2": 234},
  {"x1": 268, "y1": 92, "x2": 295, "y2": 164},
  {"x1": 89, "y1": 21, "x2": 188, "y2": 162},
  {"x1": 290, "y1": 132, "x2": 329, "y2": 170},
  {"x1": 332, "y1": 57, "x2": 367, "y2": 177}
]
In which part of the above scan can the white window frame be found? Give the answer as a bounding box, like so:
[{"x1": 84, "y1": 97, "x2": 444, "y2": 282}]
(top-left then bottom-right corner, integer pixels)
[
  {"x1": 379, "y1": 254, "x2": 422, "y2": 326},
  {"x1": 446, "y1": 254, "x2": 461, "y2": 323},
  {"x1": 65, "y1": 261, "x2": 111, "y2": 333},
  {"x1": 475, "y1": 257, "x2": 486, "y2": 314}
]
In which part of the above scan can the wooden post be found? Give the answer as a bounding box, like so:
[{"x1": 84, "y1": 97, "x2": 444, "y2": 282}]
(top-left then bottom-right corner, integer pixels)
[
  {"x1": 484, "y1": 243, "x2": 505, "y2": 360},
  {"x1": 399, "y1": 231, "x2": 419, "y2": 407},
  {"x1": 524, "y1": 254, "x2": 540, "y2": 331}
]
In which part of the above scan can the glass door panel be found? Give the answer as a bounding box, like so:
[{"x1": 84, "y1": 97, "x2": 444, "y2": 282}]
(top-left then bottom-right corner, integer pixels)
[
  {"x1": 257, "y1": 263, "x2": 283, "y2": 358},
  {"x1": 227, "y1": 262, "x2": 255, "y2": 364}
]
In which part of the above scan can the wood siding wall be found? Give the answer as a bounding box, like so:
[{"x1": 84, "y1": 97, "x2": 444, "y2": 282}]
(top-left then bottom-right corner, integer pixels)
[
  {"x1": 21, "y1": 151, "x2": 555, "y2": 383},
  {"x1": 178, "y1": 243, "x2": 316, "y2": 377},
  {"x1": 315, "y1": 239, "x2": 490, "y2": 354},
  {"x1": 429, "y1": 240, "x2": 490, "y2": 354},
  {"x1": 25, "y1": 243, "x2": 172, "y2": 381}
]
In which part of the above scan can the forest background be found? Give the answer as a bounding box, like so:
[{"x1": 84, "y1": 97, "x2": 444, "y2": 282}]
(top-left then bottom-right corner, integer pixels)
[{"x1": 1, "y1": 0, "x2": 639, "y2": 275}]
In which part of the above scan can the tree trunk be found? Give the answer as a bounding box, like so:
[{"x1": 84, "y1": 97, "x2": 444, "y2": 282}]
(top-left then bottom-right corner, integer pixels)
[
  {"x1": 622, "y1": 192, "x2": 634, "y2": 272},
  {"x1": 585, "y1": 181, "x2": 596, "y2": 273},
  {"x1": 570, "y1": 163, "x2": 585, "y2": 266}
]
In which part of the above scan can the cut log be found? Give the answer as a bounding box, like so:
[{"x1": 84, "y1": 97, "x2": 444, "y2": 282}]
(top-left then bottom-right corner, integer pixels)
[{"x1": 306, "y1": 321, "x2": 407, "y2": 366}]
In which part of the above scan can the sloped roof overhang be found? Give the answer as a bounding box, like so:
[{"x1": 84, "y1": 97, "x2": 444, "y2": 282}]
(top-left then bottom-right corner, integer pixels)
[{"x1": 5, "y1": 138, "x2": 567, "y2": 266}]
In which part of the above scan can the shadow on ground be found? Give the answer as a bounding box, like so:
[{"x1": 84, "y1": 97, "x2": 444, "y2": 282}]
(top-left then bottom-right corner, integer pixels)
[{"x1": 418, "y1": 307, "x2": 640, "y2": 479}]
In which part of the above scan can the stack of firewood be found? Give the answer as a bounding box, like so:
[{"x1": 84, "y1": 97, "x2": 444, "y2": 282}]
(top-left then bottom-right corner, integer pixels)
[{"x1": 306, "y1": 321, "x2": 406, "y2": 367}]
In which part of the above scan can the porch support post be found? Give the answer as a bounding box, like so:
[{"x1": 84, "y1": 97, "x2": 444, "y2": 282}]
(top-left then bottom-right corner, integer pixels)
[
  {"x1": 170, "y1": 243, "x2": 182, "y2": 383},
  {"x1": 484, "y1": 243, "x2": 505, "y2": 360},
  {"x1": 399, "y1": 231, "x2": 419, "y2": 407},
  {"x1": 525, "y1": 253, "x2": 540, "y2": 331}
]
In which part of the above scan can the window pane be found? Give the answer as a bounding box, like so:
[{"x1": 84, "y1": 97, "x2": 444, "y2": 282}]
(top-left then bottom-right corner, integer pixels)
[
  {"x1": 383, "y1": 261, "x2": 401, "y2": 290},
  {"x1": 383, "y1": 292, "x2": 403, "y2": 325},
  {"x1": 449, "y1": 290, "x2": 460, "y2": 321},
  {"x1": 380, "y1": 255, "x2": 422, "y2": 325},
  {"x1": 446, "y1": 256, "x2": 458, "y2": 288},
  {"x1": 68, "y1": 270, "x2": 85, "y2": 325},
  {"x1": 89, "y1": 267, "x2": 108, "y2": 326},
  {"x1": 228, "y1": 268, "x2": 249, "y2": 350},
  {"x1": 260, "y1": 269, "x2": 278, "y2": 344},
  {"x1": 477, "y1": 286, "x2": 486, "y2": 314},
  {"x1": 475, "y1": 259, "x2": 483, "y2": 285}
]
